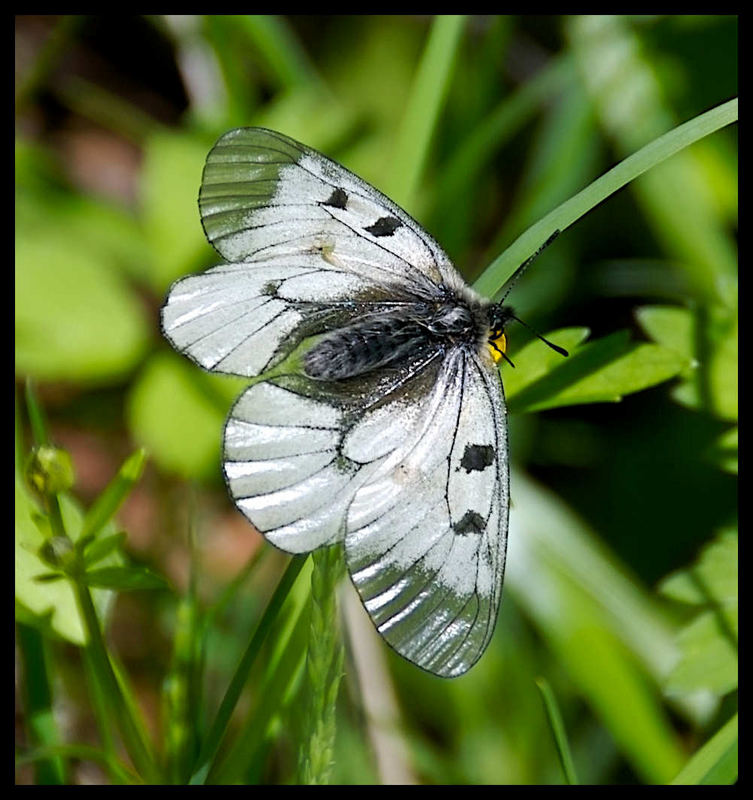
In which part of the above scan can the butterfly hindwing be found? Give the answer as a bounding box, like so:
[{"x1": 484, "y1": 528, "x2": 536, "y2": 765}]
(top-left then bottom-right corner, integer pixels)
[
  {"x1": 222, "y1": 350, "x2": 446, "y2": 553},
  {"x1": 345, "y1": 349, "x2": 508, "y2": 677}
]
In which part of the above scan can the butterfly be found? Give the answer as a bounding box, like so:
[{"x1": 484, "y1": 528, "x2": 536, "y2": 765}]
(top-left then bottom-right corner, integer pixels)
[{"x1": 161, "y1": 128, "x2": 565, "y2": 677}]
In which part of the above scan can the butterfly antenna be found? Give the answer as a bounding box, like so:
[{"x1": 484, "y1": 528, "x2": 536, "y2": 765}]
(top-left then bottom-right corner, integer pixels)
[
  {"x1": 510, "y1": 313, "x2": 569, "y2": 357},
  {"x1": 500, "y1": 229, "x2": 561, "y2": 302}
]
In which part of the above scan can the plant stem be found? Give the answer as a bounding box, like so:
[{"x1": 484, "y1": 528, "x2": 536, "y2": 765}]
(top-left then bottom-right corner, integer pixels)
[
  {"x1": 296, "y1": 545, "x2": 346, "y2": 785},
  {"x1": 74, "y1": 583, "x2": 159, "y2": 782}
]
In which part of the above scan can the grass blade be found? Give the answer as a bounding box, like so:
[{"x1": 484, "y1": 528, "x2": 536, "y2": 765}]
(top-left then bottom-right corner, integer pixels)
[
  {"x1": 74, "y1": 584, "x2": 159, "y2": 782},
  {"x1": 24, "y1": 380, "x2": 48, "y2": 448},
  {"x1": 233, "y1": 15, "x2": 320, "y2": 91},
  {"x1": 211, "y1": 598, "x2": 310, "y2": 783},
  {"x1": 387, "y1": 15, "x2": 466, "y2": 209},
  {"x1": 475, "y1": 98, "x2": 738, "y2": 300},
  {"x1": 79, "y1": 449, "x2": 147, "y2": 541},
  {"x1": 191, "y1": 553, "x2": 308, "y2": 783},
  {"x1": 670, "y1": 713, "x2": 737, "y2": 785},
  {"x1": 535, "y1": 677, "x2": 578, "y2": 785},
  {"x1": 16, "y1": 743, "x2": 140, "y2": 785}
]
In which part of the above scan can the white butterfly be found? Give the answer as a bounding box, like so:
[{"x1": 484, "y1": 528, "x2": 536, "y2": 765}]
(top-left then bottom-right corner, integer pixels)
[{"x1": 161, "y1": 128, "x2": 563, "y2": 677}]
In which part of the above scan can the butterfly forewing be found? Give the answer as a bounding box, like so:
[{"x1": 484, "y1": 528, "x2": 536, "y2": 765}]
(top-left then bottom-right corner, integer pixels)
[
  {"x1": 161, "y1": 127, "x2": 511, "y2": 677},
  {"x1": 198, "y1": 128, "x2": 466, "y2": 293}
]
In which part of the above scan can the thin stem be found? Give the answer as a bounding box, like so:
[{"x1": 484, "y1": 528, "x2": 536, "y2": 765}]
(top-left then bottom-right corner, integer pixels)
[{"x1": 74, "y1": 584, "x2": 160, "y2": 782}]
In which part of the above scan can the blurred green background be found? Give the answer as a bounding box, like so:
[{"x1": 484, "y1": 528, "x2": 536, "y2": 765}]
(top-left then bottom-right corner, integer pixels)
[{"x1": 15, "y1": 15, "x2": 737, "y2": 785}]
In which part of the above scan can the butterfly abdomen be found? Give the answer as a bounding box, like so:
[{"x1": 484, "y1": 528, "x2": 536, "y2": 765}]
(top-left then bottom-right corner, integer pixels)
[
  {"x1": 303, "y1": 314, "x2": 428, "y2": 381},
  {"x1": 303, "y1": 301, "x2": 487, "y2": 381}
]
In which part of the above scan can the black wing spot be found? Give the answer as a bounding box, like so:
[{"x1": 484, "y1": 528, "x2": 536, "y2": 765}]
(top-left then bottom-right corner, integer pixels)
[
  {"x1": 323, "y1": 187, "x2": 348, "y2": 209},
  {"x1": 454, "y1": 510, "x2": 485, "y2": 536},
  {"x1": 261, "y1": 280, "x2": 281, "y2": 297},
  {"x1": 459, "y1": 444, "x2": 495, "y2": 473},
  {"x1": 365, "y1": 216, "x2": 402, "y2": 237}
]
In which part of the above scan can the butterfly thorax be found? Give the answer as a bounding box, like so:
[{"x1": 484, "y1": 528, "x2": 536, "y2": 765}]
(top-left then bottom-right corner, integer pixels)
[{"x1": 303, "y1": 298, "x2": 492, "y2": 382}]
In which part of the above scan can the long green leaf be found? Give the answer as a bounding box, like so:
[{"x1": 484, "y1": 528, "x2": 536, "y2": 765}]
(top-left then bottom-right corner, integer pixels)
[
  {"x1": 387, "y1": 15, "x2": 466, "y2": 209},
  {"x1": 80, "y1": 566, "x2": 167, "y2": 591},
  {"x1": 475, "y1": 98, "x2": 738, "y2": 300},
  {"x1": 670, "y1": 714, "x2": 737, "y2": 785},
  {"x1": 79, "y1": 450, "x2": 147, "y2": 541},
  {"x1": 509, "y1": 472, "x2": 689, "y2": 781},
  {"x1": 535, "y1": 678, "x2": 578, "y2": 785}
]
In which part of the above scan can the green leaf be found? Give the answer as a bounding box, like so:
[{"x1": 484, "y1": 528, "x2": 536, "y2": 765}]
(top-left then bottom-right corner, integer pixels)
[
  {"x1": 709, "y1": 314, "x2": 737, "y2": 422},
  {"x1": 503, "y1": 327, "x2": 589, "y2": 401},
  {"x1": 670, "y1": 713, "x2": 738, "y2": 785},
  {"x1": 659, "y1": 531, "x2": 737, "y2": 606},
  {"x1": 557, "y1": 343, "x2": 687, "y2": 406},
  {"x1": 15, "y1": 183, "x2": 150, "y2": 283},
  {"x1": 635, "y1": 306, "x2": 696, "y2": 365},
  {"x1": 509, "y1": 472, "x2": 687, "y2": 783},
  {"x1": 506, "y1": 329, "x2": 688, "y2": 414},
  {"x1": 15, "y1": 231, "x2": 149, "y2": 382},
  {"x1": 664, "y1": 611, "x2": 737, "y2": 695},
  {"x1": 82, "y1": 532, "x2": 128, "y2": 567},
  {"x1": 33, "y1": 572, "x2": 66, "y2": 583},
  {"x1": 638, "y1": 303, "x2": 738, "y2": 422},
  {"x1": 140, "y1": 131, "x2": 216, "y2": 291},
  {"x1": 707, "y1": 427, "x2": 737, "y2": 475},
  {"x1": 658, "y1": 532, "x2": 738, "y2": 696},
  {"x1": 127, "y1": 353, "x2": 229, "y2": 480},
  {"x1": 81, "y1": 566, "x2": 167, "y2": 591}
]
